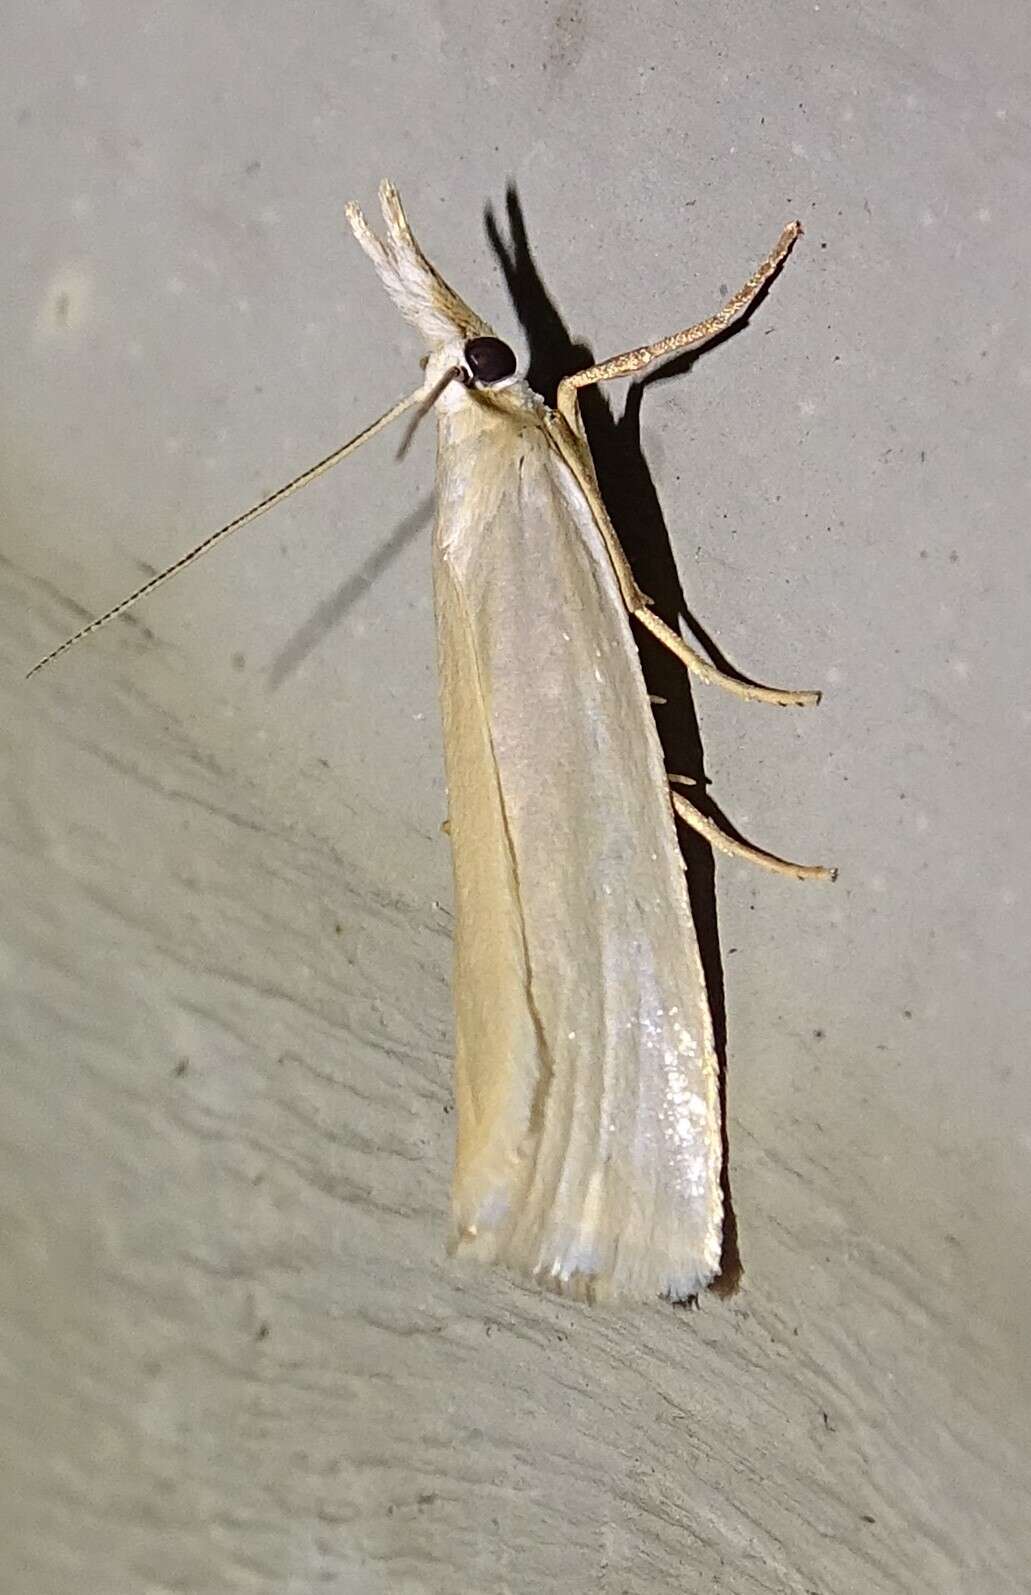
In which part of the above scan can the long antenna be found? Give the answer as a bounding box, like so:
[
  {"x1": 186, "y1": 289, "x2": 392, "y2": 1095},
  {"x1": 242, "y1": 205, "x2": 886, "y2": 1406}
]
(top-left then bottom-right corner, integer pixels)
[
  {"x1": 395, "y1": 365, "x2": 460, "y2": 459},
  {"x1": 27, "y1": 384, "x2": 425, "y2": 679}
]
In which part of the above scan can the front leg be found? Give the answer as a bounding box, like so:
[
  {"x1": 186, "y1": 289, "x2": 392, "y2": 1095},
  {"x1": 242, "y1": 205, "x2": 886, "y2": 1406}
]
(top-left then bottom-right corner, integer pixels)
[
  {"x1": 553, "y1": 221, "x2": 818, "y2": 707},
  {"x1": 556, "y1": 221, "x2": 801, "y2": 437}
]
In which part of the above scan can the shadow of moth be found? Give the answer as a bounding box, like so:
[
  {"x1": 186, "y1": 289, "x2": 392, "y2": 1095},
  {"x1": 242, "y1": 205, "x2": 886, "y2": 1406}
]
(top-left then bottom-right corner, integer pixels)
[{"x1": 31, "y1": 181, "x2": 834, "y2": 1303}]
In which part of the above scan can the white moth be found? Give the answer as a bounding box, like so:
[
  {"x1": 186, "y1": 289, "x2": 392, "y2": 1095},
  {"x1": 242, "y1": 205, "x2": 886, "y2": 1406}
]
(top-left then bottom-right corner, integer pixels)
[{"x1": 31, "y1": 182, "x2": 833, "y2": 1303}]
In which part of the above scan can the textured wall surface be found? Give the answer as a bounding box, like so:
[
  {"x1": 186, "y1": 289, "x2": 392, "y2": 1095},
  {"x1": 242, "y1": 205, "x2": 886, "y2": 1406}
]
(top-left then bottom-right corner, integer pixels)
[{"x1": 3, "y1": 4, "x2": 1029, "y2": 1592}]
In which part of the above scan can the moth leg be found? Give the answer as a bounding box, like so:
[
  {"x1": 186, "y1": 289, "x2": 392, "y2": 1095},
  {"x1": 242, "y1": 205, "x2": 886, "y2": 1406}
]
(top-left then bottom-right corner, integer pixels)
[
  {"x1": 671, "y1": 789, "x2": 836, "y2": 882},
  {"x1": 635, "y1": 607, "x2": 821, "y2": 708},
  {"x1": 556, "y1": 221, "x2": 801, "y2": 437},
  {"x1": 552, "y1": 222, "x2": 818, "y2": 708}
]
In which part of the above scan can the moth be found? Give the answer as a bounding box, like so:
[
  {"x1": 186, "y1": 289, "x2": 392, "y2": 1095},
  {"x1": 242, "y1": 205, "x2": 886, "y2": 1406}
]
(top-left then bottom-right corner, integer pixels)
[{"x1": 32, "y1": 182, "x2": 833, "y2": 1302}]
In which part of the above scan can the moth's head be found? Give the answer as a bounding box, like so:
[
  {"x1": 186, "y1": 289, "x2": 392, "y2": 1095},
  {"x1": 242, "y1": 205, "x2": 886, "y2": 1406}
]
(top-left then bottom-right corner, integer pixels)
[{"x1": 346, "y1": 181, "x2": 522, "y2": 412}]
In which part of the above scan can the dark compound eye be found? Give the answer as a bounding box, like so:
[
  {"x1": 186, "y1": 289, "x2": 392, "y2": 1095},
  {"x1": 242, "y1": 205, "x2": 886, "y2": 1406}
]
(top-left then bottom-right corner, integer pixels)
[{"x1": 463, "y1": 336, "x2": 517, "y2": 386}]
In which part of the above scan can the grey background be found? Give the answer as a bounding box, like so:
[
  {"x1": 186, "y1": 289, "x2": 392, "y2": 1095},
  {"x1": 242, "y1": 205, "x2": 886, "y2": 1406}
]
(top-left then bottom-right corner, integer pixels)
[{"x1": 3, "y1": 3, "x2": 1028, "y2": 1592}]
